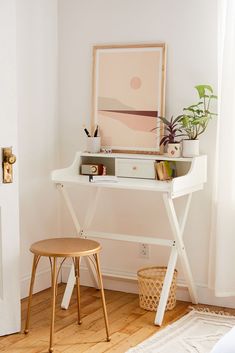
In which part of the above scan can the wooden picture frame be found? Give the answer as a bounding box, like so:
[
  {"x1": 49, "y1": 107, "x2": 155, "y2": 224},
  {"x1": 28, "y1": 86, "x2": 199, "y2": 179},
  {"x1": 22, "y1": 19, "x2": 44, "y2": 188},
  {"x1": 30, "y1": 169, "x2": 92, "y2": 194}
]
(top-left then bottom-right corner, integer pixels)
[{"x1": 92, "y1": 43, "x2": 166, "y2": 154}]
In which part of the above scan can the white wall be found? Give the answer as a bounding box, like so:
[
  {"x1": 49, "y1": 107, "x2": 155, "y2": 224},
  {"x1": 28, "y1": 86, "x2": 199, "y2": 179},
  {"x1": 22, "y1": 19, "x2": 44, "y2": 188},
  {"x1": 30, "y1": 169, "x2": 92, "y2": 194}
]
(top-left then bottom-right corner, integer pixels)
[
  {"x1": 16, "y1": 0, "x2": 60, "y2": 298},
  {"x1": 57, "y1": 0, "x2": 225, "y2": 306}
]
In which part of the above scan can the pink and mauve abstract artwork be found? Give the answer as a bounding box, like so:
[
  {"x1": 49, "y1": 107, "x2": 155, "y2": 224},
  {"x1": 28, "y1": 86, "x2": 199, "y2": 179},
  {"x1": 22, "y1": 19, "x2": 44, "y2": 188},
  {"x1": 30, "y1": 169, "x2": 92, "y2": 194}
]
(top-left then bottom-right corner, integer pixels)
[{"x1": 93, "y1": 45, "x2": 166, "y2": 152}]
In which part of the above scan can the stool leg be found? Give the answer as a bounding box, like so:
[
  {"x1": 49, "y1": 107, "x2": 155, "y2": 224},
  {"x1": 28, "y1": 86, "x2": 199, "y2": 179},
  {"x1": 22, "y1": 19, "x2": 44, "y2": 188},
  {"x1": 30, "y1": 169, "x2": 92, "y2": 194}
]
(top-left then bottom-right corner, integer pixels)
[
  {"x1": 75, "y1": 257, "x2": 82, "y2": 325},
  {"x1": 24, "y1": 254, "x2": 41, "y2": 334},
  {"x1": 49, "y1": 257, "x2": 57, "y2": 353},
  {"x1": 94, "y1": 253, "x2": 111, "y2": 342}
]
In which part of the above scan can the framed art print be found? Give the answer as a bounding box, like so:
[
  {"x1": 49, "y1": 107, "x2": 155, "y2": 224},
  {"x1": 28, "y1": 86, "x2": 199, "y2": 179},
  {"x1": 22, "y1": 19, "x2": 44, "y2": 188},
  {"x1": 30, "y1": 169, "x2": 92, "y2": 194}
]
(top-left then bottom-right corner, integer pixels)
[{"x1": 92, "y1": 43, "x2": 166, "y2": 153}]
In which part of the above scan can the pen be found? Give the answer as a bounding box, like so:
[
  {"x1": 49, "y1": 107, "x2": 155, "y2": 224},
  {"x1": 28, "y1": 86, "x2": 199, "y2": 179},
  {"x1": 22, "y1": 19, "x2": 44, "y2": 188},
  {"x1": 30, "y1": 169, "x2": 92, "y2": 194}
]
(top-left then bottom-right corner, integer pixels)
[
  {"x1": 84, "y1": 128, "x2": 91, "y2": 137},
  {"x1": 94, "y1": 125, "x2": 99, "y2": 137}
]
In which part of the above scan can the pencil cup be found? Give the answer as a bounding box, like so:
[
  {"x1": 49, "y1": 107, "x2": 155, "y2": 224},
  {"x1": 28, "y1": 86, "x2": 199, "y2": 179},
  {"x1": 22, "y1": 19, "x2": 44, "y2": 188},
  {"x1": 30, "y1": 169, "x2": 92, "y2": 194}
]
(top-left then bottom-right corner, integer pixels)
[{"x1": 86, "y1": 137, "x2": 101, "y2": 153}]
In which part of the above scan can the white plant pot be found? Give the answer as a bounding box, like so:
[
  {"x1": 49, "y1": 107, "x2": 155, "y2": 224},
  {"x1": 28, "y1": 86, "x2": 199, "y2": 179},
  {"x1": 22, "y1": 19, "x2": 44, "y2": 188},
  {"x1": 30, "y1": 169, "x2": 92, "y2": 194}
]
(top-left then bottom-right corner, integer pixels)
[
  {"x1": 182, "y1": 139, "x2": 199, "y2": 157},
  {"x1": 167, "y1": 143, "x2": 181, "y2": 158}
]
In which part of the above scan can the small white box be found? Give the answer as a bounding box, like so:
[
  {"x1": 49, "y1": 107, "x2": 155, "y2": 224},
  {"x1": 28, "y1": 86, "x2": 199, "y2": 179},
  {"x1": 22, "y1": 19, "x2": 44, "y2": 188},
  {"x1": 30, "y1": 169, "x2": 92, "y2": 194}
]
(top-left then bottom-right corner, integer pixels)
[{"x1": 116, "y1": 158, "x2": 155, "y2": 179}]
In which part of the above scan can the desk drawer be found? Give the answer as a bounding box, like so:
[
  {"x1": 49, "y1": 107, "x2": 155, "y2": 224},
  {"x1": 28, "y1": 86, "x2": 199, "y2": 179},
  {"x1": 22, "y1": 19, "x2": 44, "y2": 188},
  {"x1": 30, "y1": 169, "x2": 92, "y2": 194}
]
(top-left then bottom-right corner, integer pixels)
[{"x1": 116, "y1": 158, "x2": 156, "y2": 179}]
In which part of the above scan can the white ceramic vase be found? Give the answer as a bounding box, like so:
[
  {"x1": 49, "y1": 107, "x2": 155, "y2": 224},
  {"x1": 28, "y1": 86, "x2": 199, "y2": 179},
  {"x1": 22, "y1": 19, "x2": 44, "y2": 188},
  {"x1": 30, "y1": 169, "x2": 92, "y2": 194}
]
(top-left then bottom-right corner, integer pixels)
[
  {"x1": 182, "y1": 139, "x2": 199, "y2": 157},
  {"x1": 167, "y1": 143, "x2": 181, "y2": 158}
]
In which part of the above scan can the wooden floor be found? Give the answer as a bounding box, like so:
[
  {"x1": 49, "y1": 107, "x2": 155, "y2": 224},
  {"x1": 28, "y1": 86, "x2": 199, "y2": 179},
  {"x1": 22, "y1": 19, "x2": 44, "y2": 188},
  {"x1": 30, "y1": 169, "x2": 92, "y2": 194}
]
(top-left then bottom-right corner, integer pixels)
[{"x1": 1, "y1": 284, "x2": 235, "y2": 353}]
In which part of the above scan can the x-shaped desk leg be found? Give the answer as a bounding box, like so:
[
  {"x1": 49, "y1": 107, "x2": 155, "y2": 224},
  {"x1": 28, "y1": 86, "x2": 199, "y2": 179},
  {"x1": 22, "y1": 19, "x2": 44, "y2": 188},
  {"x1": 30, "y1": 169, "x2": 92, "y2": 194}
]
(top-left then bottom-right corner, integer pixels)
[
  {"x1": 58, "y1": 183, "x2": 198, "y2": 323},
  {"x1": 57, "y1": 184, "x2": 100, "y2": 309},
  {"x1": 155, "y1": 193, "x2": 198, "y2": 325}
]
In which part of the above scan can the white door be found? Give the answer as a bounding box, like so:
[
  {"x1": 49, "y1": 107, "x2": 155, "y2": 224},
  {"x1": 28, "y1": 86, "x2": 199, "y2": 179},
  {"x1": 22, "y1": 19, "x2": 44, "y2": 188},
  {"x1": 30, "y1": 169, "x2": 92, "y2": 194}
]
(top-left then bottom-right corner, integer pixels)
[{"x1": 0, "y1": 0, "x2": 21, "y2": 335}]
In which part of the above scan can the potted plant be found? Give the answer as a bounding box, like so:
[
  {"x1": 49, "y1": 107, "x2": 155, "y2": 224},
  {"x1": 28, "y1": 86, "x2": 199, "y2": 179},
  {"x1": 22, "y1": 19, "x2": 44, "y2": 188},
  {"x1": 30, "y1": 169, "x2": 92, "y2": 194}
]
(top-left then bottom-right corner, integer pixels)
[
  {"x1": 157, "y1": 115, "x2": 185, "y2": 157},
  {"x1": 180, "y1": 85, "x2": 217, "y2": 157}
]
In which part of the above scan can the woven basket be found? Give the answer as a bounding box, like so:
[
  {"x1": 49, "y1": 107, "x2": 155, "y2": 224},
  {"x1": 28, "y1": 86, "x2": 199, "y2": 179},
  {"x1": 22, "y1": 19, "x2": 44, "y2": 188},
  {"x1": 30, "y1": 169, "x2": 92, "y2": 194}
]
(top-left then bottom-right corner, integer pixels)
[{"x1": 137, "y1": 266, "x2": 177, "y2": 311}]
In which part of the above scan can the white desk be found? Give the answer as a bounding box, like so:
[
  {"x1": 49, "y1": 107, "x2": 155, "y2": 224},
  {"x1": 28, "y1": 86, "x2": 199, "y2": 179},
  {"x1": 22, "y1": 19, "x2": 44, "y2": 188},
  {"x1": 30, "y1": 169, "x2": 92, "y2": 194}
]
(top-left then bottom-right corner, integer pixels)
[{"x1": 51, "y1": 151, "x2": 207, "y2": 325}]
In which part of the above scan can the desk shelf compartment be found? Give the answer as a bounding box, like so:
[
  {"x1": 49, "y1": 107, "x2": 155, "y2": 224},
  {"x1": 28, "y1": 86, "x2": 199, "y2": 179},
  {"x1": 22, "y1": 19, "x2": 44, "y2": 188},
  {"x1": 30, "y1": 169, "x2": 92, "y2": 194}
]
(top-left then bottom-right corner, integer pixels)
[
  {"x1": 52, "y1": 152, "x2": 207, "y2": 198},
  {"x1": 81, "y1": 156, "x2": 115, "y2": 176}
]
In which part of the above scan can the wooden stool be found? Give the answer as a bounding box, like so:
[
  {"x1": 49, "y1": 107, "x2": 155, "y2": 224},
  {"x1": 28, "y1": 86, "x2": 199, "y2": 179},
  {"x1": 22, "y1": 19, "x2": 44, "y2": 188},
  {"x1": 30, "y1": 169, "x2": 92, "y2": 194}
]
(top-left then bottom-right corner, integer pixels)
[{"x1": 24, "y1": 238, "x2": 110, "y2": 353}]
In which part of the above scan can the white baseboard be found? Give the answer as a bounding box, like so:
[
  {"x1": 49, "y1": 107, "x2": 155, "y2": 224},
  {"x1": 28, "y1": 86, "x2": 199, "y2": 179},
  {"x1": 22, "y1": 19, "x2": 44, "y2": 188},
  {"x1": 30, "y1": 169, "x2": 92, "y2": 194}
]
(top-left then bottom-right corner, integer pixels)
[
  {"x1": 21, "y1": 264, "x2": 235, "y2": 310},
  {"x1": 61, "y1": 264, "x2": 235, "y2": 309},
  {"x1": 21, "y1": 269, "x2": 53, "y2": 299}
]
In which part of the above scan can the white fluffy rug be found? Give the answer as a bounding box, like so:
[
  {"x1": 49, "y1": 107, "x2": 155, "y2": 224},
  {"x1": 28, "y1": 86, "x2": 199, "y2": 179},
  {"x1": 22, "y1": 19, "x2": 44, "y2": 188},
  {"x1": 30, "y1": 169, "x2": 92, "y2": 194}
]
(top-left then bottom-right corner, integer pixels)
[{"x1": 126, "y1": 309, "x2": 235, "y2": 353}]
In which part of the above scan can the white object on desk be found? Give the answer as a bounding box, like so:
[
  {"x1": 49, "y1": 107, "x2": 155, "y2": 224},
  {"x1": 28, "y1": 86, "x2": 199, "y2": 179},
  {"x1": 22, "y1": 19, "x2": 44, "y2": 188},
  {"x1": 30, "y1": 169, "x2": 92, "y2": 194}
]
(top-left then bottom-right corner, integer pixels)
[
  {"x1": 51, "y1": 151, "x2": 207, "y2": 325},
  {"x1": 90, "y1": 175, "x2": 118, "y2": 183},
  {"x1": 86, "y1": 136, "x2": 101, "y2": 153}
]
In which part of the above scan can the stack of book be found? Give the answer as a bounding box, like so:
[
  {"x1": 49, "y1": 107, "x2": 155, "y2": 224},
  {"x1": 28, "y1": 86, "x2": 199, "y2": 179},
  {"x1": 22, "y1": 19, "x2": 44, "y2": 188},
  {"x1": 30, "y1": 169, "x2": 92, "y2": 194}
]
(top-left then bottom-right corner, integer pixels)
[{"x1": 154, "y1": 161, "x2": 177, "y2": 181}]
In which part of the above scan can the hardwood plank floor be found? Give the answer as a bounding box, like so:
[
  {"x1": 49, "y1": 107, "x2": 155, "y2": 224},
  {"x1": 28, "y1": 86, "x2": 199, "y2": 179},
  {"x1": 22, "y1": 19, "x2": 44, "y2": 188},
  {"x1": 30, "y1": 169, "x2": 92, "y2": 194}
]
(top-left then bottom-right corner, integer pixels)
[{"x1": 1, "y1": 284, "x2": 235, "y2": 353}]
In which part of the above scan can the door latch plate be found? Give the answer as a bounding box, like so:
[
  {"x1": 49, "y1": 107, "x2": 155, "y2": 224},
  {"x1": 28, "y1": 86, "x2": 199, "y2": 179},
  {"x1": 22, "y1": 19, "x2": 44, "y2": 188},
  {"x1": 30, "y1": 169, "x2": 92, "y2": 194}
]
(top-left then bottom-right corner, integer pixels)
[{"x1": 2, "y1": 147, "x2": 16, "y2": 183}]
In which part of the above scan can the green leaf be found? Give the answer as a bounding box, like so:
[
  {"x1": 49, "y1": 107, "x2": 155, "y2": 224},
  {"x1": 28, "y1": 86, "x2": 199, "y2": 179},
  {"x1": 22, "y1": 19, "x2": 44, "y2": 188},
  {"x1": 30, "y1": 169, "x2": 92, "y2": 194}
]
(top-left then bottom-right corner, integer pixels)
[
  {"x1": 196, "y1": 109, "x2": 203, "y2": 114},
  {"x1": 195, "y1": 85, "x2": 213, "y2": 98},
  {"x1": 195, "y1": 85, "x2": 205, "y2": 98},
  {"x1": 173, "y1": 114, "x2": 184, "y2": 122},
  {"x1": 180, "y1": 116, "x2": 190, "y2": 127},
  {"x1": 200, "y1": 116, "x2": 209, "y2": 123},
  {"x1": 158, "y1": 117, "x2": 170, "y2": 125},
  {"x1": 187, "y1": 103, "x2": 203, "y2": 109},
  {"x1": 186, "y1": 108, "x2": 197, "y2": 113}
]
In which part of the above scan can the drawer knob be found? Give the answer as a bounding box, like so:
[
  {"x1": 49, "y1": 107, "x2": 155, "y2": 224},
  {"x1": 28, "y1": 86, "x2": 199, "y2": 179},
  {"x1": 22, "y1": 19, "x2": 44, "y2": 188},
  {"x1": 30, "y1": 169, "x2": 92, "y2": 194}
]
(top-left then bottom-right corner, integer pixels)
[{"x1": 132, "y1": 166, "x2": 137, "y2": 170}]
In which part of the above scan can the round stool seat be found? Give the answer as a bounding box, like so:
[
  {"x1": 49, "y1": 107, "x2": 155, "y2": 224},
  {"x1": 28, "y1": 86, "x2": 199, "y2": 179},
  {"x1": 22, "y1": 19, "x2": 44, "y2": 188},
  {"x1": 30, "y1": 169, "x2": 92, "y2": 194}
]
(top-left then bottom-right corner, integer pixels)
[{"x1": 30, "y1": 237, "x2": 101, "y2": 257}]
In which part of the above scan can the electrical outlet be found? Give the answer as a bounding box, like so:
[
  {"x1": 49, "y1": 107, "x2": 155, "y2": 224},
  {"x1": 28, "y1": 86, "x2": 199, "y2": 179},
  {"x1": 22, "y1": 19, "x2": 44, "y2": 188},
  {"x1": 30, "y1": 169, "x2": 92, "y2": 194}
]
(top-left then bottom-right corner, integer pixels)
[{"x1": 139, "y1": 243, "x2": 150, "y2": 259}]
